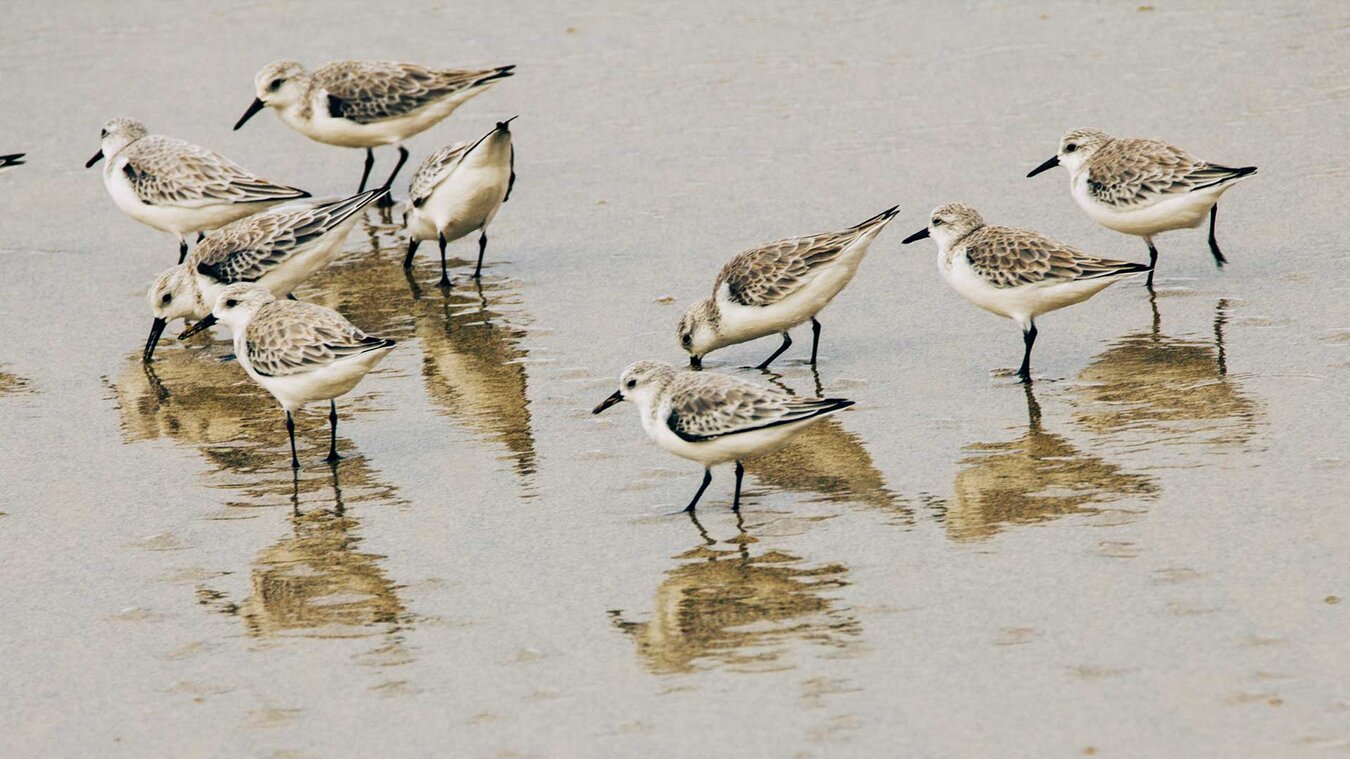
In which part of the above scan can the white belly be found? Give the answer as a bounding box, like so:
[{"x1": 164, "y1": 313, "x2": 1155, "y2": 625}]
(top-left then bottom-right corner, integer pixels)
[
  {"x1": 643, "y1": 411, "x2": 827, "y2": 468},
  {"x1": 237, "y1": 333, "x2": 392, "y2": 411},
  {"x1": 105, "y1": 161, "x2": 273, "y2": 236},
  {"x1": 289, "y1": 91, "x2": 478, "y2": 148},
  {"x1": 408, "y1": 158, "x2": 511, "y2": 244},
  {"x1": 943, "y1": 254, "x2": 1120, "y2": 325}
]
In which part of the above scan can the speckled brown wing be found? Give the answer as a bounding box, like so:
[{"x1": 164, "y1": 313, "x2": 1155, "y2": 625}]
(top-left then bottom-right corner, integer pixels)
[
  {"x1": 715, "y1": 230, "x2": 858, "y2": 306},
  {"x1": 1085, "y1": 138, "x2": 1253, "y2": 208},
  {"x1": 245, "y1": 301, "x2": 394, "y2": 378},
  {"x1": 194, "y1": 191, "x2": 379, "y2": 283},
  {"x1": 664, "y1": 373, "x2": 853, "y2": 442},
  {"x1": 407, "y1": 142, "x2": 471, "y2": 208},
  {"x1": 122, "y1": 136, "x2": 308, "y2": 207},
  {"x1": 963, "y1": 226, "x2": 1151, "y2": 289},
  {"x1": 317, "y1": 61, "x2": 514, "y2": 124}
]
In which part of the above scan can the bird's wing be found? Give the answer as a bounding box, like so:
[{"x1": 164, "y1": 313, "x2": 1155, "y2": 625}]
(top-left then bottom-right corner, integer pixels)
[
  {"x1": 319, "y1": 61, "x2": 514, "y2": 124},
  {"x1": 964, "y1": 227, "x2": 1151, "y2": 289},
  {"x1": 245, "y1": 301, "x2": 393, "y2": 377},
  {"x1": 665, "y1": 373, "x2": 852, "y2": 442},
  {"x1": 406, "y1": 142, "x2": 471, "y2": 207},
  {"x1": 1085, "y1": 138, "x2": 1254, "y2": 207},
  {"x1": 123, "y1": 136, "x2": 308, "y2": 207}
]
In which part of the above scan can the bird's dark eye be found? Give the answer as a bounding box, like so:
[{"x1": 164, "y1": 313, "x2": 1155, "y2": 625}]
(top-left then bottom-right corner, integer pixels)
[
  {"x1": 1065, "y1": 143, "x2": 1077, "y2": 153},
  {"x1": 225, "y1": 299, "x2": 238, "y2": 308},
  {"x1": 161, "y1": 293, "x2": 172, "y2": 304},
  {"x1": 681, "y1": 334, "x2": 692, "y2": 347},
  {"x1": 932, "y1": 218, "x2": 943, "y2": 226},
  {"x1": 101, "y1": 129, "x2": 108, "y2": 138},
  {"x1": 268, "y1": 79, "x2": 283, "y2": 92},
  {"x1": 625, "y1": 379, "x2": 637, "y2": 389}
]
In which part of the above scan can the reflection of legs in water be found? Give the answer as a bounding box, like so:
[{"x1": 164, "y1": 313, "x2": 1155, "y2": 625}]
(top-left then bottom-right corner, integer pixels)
[
  {"x1": 1148, "y1": 288, "x2": 1162, "y2": 337},
  {"x1": 326, "y1": 400, "x2": 340, "y2": 463},
  {"x1": 329, "y1": 458, "x2": 345, "y2": 516},
  {"x1": 684, "y1": 468, "x2": 713, "y2": 513},
  {"x1": 732, "y1": 460, "x2": 745, "y2": 511},
  {"x1": 402, "y1": 264, "x2": 423, "y2": 301},
  {"x1": 1021, "y1": 381, "x2": 1043, "y2": 435},
  {"x1": 685, "y1": 509, "x2": 715, "y2": 545},
  {"x1": 810, "y1": 362, "x2": 824, "y2": 398},
  {"x1": 1214, "y1": 298, "x2": 1229, "y2": 376},
  {"x1": 290, "y1": 467, "x2": 301, "y2": 516}
]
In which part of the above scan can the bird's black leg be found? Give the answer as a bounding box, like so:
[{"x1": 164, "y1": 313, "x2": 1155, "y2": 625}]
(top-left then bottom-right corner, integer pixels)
[
  {"x1": 403, "y1": 238, "x2": 420, "y2": 270},
  {"x1": 683, "y1": 468, "x2": 713, "y2": 513},
  {"x1": 1145, "y1": 238, "x2": 1159, "y2": 290},
  {"x1": 732, "y1": 460, "x2": 745, "y2": 512},
  {"x1": 756, "y1": 331, "x2": 792, "y2": 370},
  {"x1": 378, "y1": 146, "x2": 410, "y2": 205},
  {"x1": 437, "y1": 232, "x2": 451, "y2": 288},
  {"x1": 473, "y1": 231, "x2": 488, "y2": 279},
  {"x1": 1207, "y1": 204, "x2": 1227, "y2": 268},
  {"x1": 285, "y1": 411, "x2": 300, "y2": 469},
  {"x1": 325, "y1": 401, "x2": 340, "y2": 463},
  {"x1": 177, "y1": 238, "x2": 188, "y2": 264},
  {"x1": 1018, "y1": 322, "x2": 1037, "y2": 384},
  {"x1": 357, "y1": 148, "x2": 375, "y2": 193},
  {"x1": 810, "y1": 317, "x2": 822, "y2": 366}
]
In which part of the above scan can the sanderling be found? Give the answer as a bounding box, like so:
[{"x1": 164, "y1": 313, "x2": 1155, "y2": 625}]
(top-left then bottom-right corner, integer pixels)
[
  {"x1": 145, "y1": 188, "x2": 386, "y2": 361},
  {"x1": 591, "y1": 361, "x2": 853, "y2": 512},
  {"x1": 87, "y1": 118, "x2": 309, "y2": 262},
  {"x1": 902, "y1": 203, "x2": 1150, "y2": 382},
  {"x1": 677, "y1": 206, "x2": 898, "y2": 370},
  {"x1": 0, "y1": 153, "x2": 24, "y2": 174},
  {"x1": 403, "y1": 118, "x2": 516, "y2": 285},
  {"x1": 1027, "y1": 128, "x2": 1256, "y2": 288},
  {"x1": 203, "y1": 283, "x2": 395, "y2": 468},
  {"x1": 234, "y1": 60, "x2": 515, "y2": 203}
]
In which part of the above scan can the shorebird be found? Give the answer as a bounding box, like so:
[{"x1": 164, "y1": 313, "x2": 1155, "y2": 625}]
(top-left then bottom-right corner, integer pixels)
[
  {"x1": 147, "y1": 188, "x2": 386, "y2": 361},
  {"x1": 677, "y1": 206, "x2": 898, "y2": 370},
  {"x1": 403, "y1": 117, "x2": 516, "y2": 286},
  {"x1": 902, "y1": 203, "x2": 1150, "y2": 382},
  {"x1": 233, "y1": 60, "x2": 515, "y2": 204},
  {"x1": 1026, "y1": 128, "x2": 1256, "y2": 288},
  {"x1": 0, "y1": 153, "x2": 24, "y2": 175},
  {"x1": 592, "y1": 361, "x2": 853, "y2": 512},
  {"x1": 87, "y1": 118, "x2": 308, "y2": 262},
  {"x1": 203, "y1": 284, "x2": 395, "y2": 468}
]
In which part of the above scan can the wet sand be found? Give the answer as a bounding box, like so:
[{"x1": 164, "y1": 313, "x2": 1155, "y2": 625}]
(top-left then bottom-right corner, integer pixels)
[{"x1": 2, "y1": 1, "x2": 1349, "y2": 756}]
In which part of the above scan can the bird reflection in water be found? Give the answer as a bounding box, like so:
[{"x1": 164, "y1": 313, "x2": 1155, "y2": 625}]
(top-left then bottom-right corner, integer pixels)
[
  {"x1": 407, "y1": 271, "x2": 537, "y2": 484},
  {"x1": 198, "y1": 465, "x2": 409, "y2": 640},
  {"x1": 610, "y1": 511, "x2": 859, "y2": 674},
  {"x1": 946, "y1": 383, "x2": 1158, "y2": 542},
  {"x1": 750, "y1": 369, "x2": 909, "y2": 521},
  {"x1": 1071, "y1": 298, "x2": 1261, "y2": 449}
]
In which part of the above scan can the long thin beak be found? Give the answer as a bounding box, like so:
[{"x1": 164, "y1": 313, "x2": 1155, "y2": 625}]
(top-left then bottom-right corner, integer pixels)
[
  {"x1": 177, "y1": 314, "x2": 217, "y2": 340},
  {"x1": 143, "y1": 317, "x2": 168, "y2": 362},
  {"x1": 234, "y1": 98, "x2": 265, "y2": 131},
  {"x1": 85, "y1": 149, "x2": 103, "y2": 169},
  {"x1": 901, "y1": 228, "x2": 930, "y2": 244},
  {"x1": 689, "y1": 355, "x2": 702, "y2": 369},
  {"x1": 496, "y1": 115, "x2": 519, "y2": 131},
  {"x1": 592, "y1": 390, "x2": 624, "y2": 414},
  {"x1": 1026, "y1": 155, "x2": 1059, "y2": 178}
]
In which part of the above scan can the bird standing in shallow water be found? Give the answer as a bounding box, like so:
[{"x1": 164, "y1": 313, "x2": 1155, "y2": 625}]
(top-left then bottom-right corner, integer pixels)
[
  {"x1": 87, "y1": 118, "x2": 309, "y2": 263},
  {"x1": 205, "y1": 283, "x2": 395, "y2": 468},
  {"x1": 234, "y1": 60, "x2": 514, "y2": 206},
  {"x1": 902, "y1": 203, "x2": 1150, "y2": 383},
  {"x1": 677, "y1": 206, "x2": 899, "y2": 370},
  {"x1": 1026, "y1": 128, "x2": 1256, "y2": 289},
  {"x1": 147, "y1": 188, "x2": 386, "y2": 361},
  {"x1": 403, "y1": 118, "x2": 516, "y2": 286},
  {"x1": 592, "y1": 361, "x2": 853, "y2": 512}
]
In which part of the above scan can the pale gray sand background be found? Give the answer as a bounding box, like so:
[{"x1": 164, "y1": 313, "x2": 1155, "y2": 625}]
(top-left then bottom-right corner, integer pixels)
[{"x1": 2, "y1": 1, "x2": 1349, "y2": 756}]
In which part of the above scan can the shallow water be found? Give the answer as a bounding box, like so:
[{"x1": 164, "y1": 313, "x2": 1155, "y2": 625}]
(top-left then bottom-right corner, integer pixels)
[{"x1": 3, "y1": 1, "x2": 1349, "y2": 756}]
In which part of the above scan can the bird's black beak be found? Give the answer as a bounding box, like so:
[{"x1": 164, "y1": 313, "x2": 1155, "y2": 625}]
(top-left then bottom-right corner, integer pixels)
[
  {"x1": 1026, "y1": 155, "x2": 1059, "y2": 178},
  {"x1": 689, "y1": 355, "x2": 702, "y2": 369},
  {"x1": 496, "y1": 115, "x2": 519, "y2": 132},
  {"x1": 143, "y1": 317, "x2": 168, "y2": 362},
  {"x1": 234, "y1": 98, "x2": 266, "y2": 131},
  {"x1": 592, "y1": 390, "x2": 624, "y2": 414},
  {"x1": 901, "y1": 228, "x2": 930, "y2": 244},
  {"x1": 177, "y1": 314, "x2": 217, "y2": 340},
  {"x1": 85, "y1": 149, "x2": 103, "y2": 169}
]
